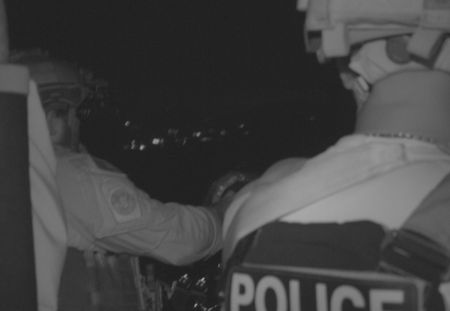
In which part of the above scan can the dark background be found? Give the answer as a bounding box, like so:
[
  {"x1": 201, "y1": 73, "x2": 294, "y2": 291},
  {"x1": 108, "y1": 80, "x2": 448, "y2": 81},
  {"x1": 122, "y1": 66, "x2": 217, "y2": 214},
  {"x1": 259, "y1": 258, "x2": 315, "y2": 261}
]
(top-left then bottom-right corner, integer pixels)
[{"x1": 5, "y1": 0, "x2": 355, "y2": 204}]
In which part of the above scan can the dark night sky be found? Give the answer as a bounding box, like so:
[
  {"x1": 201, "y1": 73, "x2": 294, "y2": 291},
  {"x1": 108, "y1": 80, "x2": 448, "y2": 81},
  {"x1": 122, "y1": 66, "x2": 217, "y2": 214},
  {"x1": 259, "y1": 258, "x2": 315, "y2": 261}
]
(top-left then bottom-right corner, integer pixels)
[{"x1": 5, "y1": 0, "x2": 344, "y2": 115}]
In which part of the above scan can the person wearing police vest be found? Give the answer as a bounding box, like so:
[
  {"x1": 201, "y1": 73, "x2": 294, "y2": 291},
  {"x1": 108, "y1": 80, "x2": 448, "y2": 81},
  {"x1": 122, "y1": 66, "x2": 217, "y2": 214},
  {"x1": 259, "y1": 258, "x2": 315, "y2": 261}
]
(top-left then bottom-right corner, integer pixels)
[
  {"x1": 11, "y1": 50, "x2": 231, "y2": 310},
  {"x1": 221, "y1": 1, "x2": 450, "y2": 310}
]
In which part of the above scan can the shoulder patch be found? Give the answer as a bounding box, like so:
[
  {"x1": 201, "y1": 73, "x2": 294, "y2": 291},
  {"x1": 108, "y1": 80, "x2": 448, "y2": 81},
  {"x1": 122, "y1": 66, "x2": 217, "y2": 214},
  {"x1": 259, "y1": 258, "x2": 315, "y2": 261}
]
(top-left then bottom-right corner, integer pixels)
[{"x1": 109, "y1": 188, "x2": 141, "y2": 223}]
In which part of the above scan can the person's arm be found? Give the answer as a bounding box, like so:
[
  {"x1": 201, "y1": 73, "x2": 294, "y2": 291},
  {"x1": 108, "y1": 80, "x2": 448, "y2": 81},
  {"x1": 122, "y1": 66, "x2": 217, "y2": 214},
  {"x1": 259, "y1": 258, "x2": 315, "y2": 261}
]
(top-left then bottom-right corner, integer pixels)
[{"x1": 56, "y1": 153, "x2": 223, "y2": 265}]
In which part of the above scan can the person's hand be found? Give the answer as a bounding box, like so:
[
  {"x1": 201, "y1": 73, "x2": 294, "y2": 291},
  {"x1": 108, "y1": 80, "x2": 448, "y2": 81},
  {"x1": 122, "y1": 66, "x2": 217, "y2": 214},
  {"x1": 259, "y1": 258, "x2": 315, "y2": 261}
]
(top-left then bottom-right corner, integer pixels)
[
  {"x1": 209, "y1": 192, "x2": 235, "y2": 223},
  {"x1": 204, "y1": 171, "x2": 255, "y2": 206},
  {"x1": 203, "y1": 171, "x2": 256, "y2": 223}
]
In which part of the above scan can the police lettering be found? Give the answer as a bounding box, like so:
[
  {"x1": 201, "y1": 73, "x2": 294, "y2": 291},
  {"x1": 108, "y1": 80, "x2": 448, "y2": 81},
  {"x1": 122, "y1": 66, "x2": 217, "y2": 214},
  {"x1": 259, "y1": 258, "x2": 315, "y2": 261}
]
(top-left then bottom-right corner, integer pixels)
[{"x1": 229, "y1": 272, "x2": 405, "y2": 311}]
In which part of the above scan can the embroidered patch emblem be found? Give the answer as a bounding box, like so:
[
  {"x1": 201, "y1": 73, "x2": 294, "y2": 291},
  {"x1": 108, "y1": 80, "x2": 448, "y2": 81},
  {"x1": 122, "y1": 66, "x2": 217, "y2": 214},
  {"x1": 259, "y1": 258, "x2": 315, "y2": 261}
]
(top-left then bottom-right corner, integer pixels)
[{"x1": 109, "y1": 188, "x2": 141, "y2": 223}]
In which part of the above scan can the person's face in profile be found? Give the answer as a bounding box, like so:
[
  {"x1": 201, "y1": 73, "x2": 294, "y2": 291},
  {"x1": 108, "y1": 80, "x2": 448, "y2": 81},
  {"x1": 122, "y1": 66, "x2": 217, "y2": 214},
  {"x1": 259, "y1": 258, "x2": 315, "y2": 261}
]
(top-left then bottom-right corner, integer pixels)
[{"x1": 45, "y1": 101, "x2": 74, "y2": 148}]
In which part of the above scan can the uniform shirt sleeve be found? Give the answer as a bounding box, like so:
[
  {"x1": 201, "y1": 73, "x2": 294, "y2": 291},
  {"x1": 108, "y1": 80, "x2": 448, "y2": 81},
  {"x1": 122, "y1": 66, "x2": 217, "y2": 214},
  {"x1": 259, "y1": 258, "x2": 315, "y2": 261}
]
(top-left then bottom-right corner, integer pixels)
[{"x1": 56, "y1": 152, "x2": 222, "y2": 266}]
